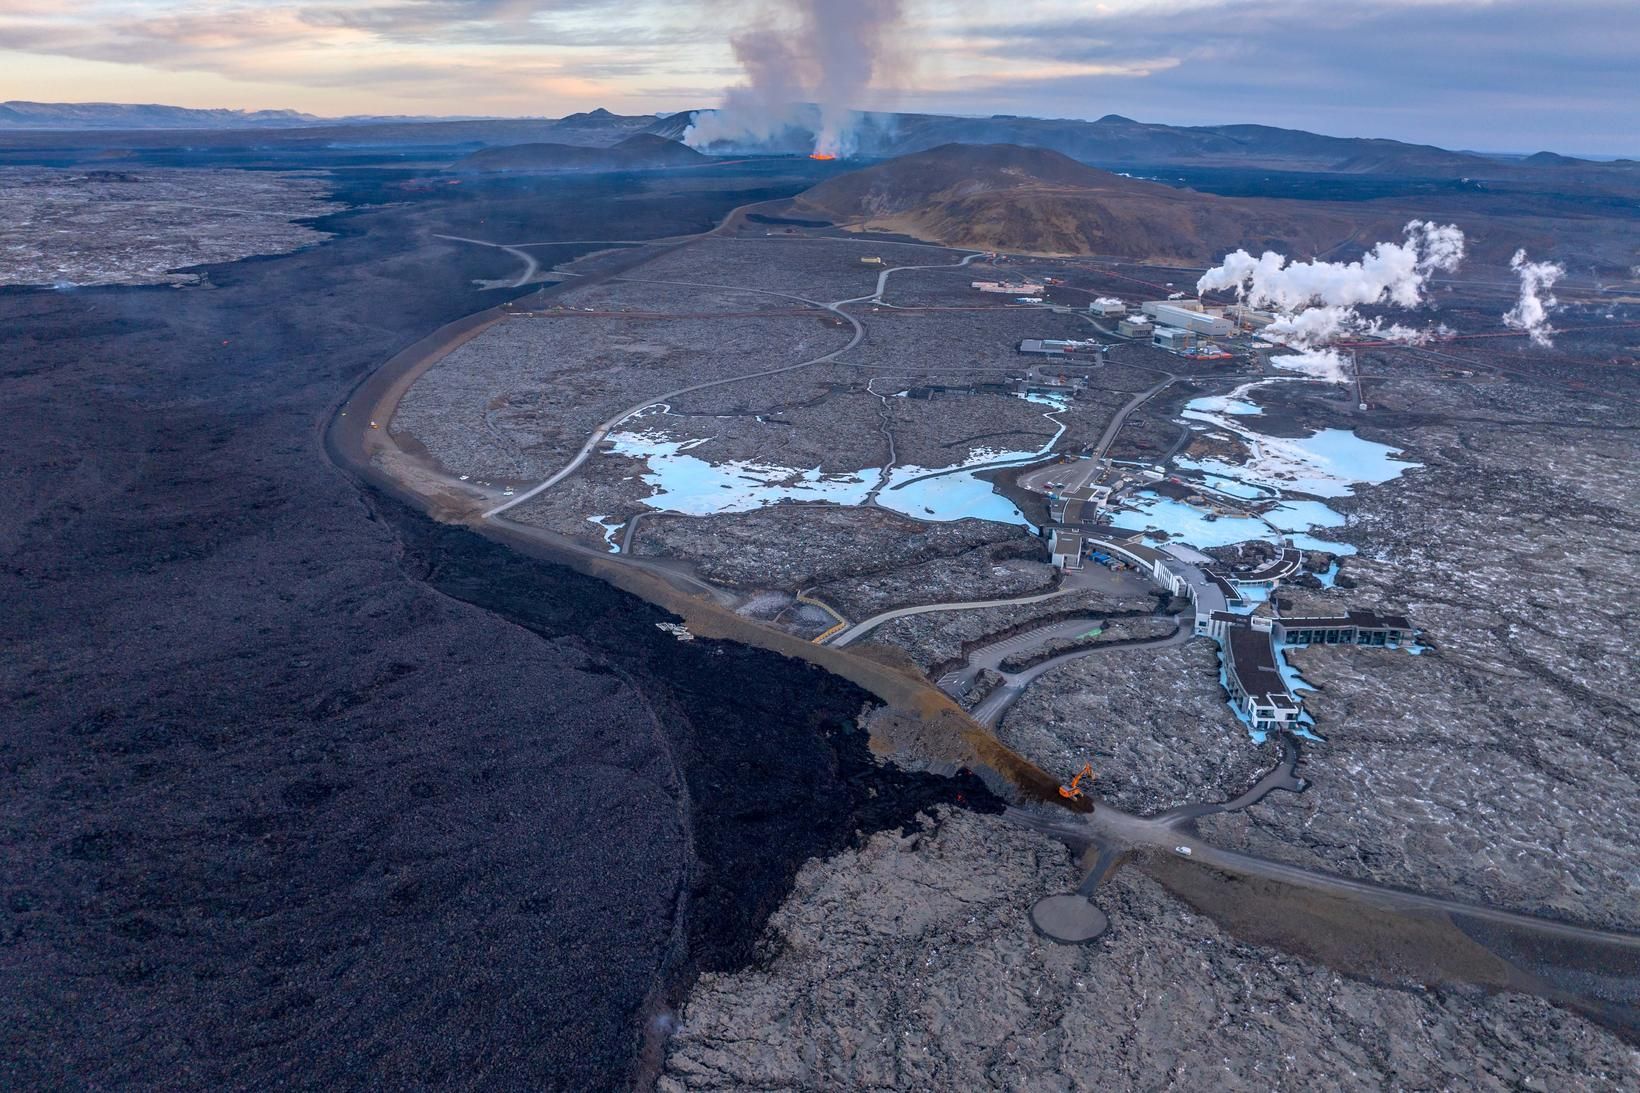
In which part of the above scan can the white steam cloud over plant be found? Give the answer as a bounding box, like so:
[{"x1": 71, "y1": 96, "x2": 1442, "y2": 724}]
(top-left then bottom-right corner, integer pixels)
[
  {"x1": 683, "y1": 0, "x2": 904, "y2": 157},
  {"x1": 1503, "y1": 249, "x2": 1565, "y2": 347},
  {"x1": 1197, "y1": 220, "x2": 1466, "y2": 381}
]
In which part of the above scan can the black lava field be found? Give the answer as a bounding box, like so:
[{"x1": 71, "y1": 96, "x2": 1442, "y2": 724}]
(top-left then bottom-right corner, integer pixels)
[{"x1": 0, "y1": 161, "x2": 995, "y2": 1091}]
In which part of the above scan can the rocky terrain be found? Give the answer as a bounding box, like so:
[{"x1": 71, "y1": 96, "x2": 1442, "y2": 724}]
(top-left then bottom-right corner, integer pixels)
[
  {"x1": 1000, "y1": 637, "x2": 1276, "y2": 815},
  {"x1": 660, "y1": 808, "x2": 1638, "y2": 1091},
  {"x1": 0, "y1": 167, "x2": 342, "y2": 286},
  {"x1": 865, "y1": 585, "x2": 1160, "y2": 671},
  {"x1": 392, "y1": 301, "x2": 853, "y2": 482},
  {"x1": 630, "y1": 505, "x2": 1030, "y2": 592},
  {"x1": 455, "y1": 133, "x2": 705, "y2": 173},
  {"x1": 1199, "y1": 376, "x2": 1640, "y2": 930}
]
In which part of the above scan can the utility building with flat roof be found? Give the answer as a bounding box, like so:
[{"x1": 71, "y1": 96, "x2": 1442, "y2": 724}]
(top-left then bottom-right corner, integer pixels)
[
  {"x1": 1153, "y1": 327, "x2": 1197, "y2": 352},
  {"x1": 1149, "y1": 303, "x2": 1235, "y2": 336}
]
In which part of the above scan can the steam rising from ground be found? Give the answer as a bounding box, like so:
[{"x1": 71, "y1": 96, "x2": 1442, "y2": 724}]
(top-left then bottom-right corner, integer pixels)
[
  {"x1": 683, "y1": 0, "x2": 904, "y2": 156},
  {"x1": 1503, "y1": 249, "x2": 1565, "y2": 347},
  {"x1": 1198, "y1": 221, "x2": 1466, "y2": 382}
]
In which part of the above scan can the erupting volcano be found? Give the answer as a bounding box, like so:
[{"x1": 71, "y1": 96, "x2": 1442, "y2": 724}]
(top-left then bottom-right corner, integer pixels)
[{"x1": 682, "y1": 0, "x2": 904, "y2": 158}]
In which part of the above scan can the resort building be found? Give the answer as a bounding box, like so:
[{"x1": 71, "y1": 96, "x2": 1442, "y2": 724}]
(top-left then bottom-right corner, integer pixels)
[{"x1": 1275, "y1": 610, "x2": 1412, "y2": 647}]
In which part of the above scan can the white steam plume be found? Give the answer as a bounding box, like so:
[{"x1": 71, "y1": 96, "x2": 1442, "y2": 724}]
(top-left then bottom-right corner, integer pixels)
[
  {"x1": 1268, "y1": 348, "x2": 1349, "y2": 383},
  {"x1": 1503, "y1": 249, "x2": 1565, "y2": 347},
  {"x1": 684, "y1": 0, "x2": 905, "y2": 156},
  {"x1": 1198, "y1": 220, "x2": 1465, "y2": 381}
]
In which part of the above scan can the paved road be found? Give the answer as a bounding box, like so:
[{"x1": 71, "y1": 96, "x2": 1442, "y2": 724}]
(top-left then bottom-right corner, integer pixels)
[
  {"x1": 936, "y1": 616, "x2": 1111, "y2": 695},
  {"x1": 970, "y1": 622, "x2": 1188, "y2": 726},
  {"x1": 832, "y1": 565, "x2": 1148, "y2": 647},
  {"x1": 1092, "y1": 375, "x2": 1178, "y2": 462},
  {"x1": 1016, "y1": 374, "x2": 1177, "y2": 496},
  {"x1": 483, "y1": 279, "x2": 864, "y2": 519},
  {"x1": 1006, "y1": 803, "x2": 1640, "y2": 951},
  {"x1": 343, "y1": 213, "x2": 1640, "y2": 1003},
  {"x1": 1157, "y1": 734, "x2": 1307, "y2": 824},
  {"x1": 831, "y1": 588, "x2": 1078, "y2": 647},
  {"x1": 483, "y1": 251, "x2": 985, "y2": 520}
]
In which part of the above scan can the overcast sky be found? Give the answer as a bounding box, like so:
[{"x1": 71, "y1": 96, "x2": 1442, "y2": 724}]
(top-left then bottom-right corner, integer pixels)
[{"x1": 1, "y1": 0, "x2": 1635, "y2": 155}]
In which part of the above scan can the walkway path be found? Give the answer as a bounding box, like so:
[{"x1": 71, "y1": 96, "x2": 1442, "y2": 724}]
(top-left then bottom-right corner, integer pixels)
[
  {"x1": 936, "y1": 616, "x2": 1111, "y2": 696},
  {"x1": 1157, "y1": 734, "x2": 1307, "y2": 824},
  {"x1": 970, "y1": 622, "x2": 1188, "y2": 726},
  {"x1": 830, "y1": 588, "x2": 1078, "y2": 647}
]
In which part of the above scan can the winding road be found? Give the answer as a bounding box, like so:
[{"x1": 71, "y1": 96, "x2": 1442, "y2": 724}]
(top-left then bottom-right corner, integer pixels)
[
  {"x1": 969, "y1": 621, "x2": 1188, "y2": 727},
  {"x1": 359, "y1": 210, "x2": 1640, "y2": 1016},
  {"x1": 481, "y1": 251, "x2": 987, "y2": 521}
]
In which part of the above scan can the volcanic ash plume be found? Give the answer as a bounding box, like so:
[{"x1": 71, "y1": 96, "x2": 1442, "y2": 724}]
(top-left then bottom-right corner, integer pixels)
[
  {"x1": 684, "y1": 0, "x2": 904, "y2": 157},
  {"x1": 1198, "y1": 220, "x2": 1466, "y2": 380},
  {"x1": 1503, "y1": 249, "x2": 1565, "y2": 347}
]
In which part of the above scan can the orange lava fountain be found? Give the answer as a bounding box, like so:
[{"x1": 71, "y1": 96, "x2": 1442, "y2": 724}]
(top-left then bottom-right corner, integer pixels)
[{"x1": 809, "y1": 152, "x2": 837, "y2": 161}]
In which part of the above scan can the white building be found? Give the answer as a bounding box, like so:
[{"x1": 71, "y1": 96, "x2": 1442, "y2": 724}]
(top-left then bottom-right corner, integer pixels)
[
  {"x1": 1149, "y1": 303, "x2": 1234, "y2": 336},
  {"x1": 1089, "y1": 297, "x2": 1126, "y2": 317},
  {"x1": 972, "y1": 280, "x2": 1044, "y2": 294},
  {"x1": 1048, "y1": 529, "x2": 1084, "y2": 570},
  {"x1": 1143, "y1": 299, "x2": 1204, "y2": 317}
]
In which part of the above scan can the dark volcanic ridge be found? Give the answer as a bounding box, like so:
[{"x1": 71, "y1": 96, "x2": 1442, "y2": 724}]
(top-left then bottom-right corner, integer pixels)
[
  {"x1": 791, "y1": 142, "x2": 1359, "y2": 262},
  {"x1": 455, "y1": 133, "x2": 706, "y2": 174},
  {"x1": 789, "y1": 141, "x2": 1640, "y2": 268}
]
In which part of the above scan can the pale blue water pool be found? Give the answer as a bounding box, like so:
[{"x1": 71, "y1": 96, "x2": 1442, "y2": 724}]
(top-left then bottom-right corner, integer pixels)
[
  {"x1": 606, "y1": 430, "x2": 876, "y2": 514},
  {"x1": 1114, "y1": 492, "x2": 1353, "y2": 553},
  {"x1": 1180, "y1": 386, "x2": 1421, "y2": 499}
]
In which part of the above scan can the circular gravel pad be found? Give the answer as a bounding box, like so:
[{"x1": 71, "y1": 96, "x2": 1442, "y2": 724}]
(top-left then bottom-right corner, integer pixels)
[{"x1": 1029, "y1": 893, "x2": 1110, "y2": 943}]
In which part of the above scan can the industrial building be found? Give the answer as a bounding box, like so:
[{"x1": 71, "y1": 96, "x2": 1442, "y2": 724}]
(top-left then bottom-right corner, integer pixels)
[
  {"x1": 1117, "y1": 316, "x2": 1154, "y2": 338},
  {"x1": 1148, "y1": 302, "x2": 1235, "y2": 336},
  {"x1": 1143, "y1": 299, "x2": 1204, "y2": 316},
  {"x1": 971, "y1": 280, "x2": 1044, "y2": 294},
  {"x1": 1019, "y1": 338, "x2": 1102, "y2": 357},
  {"x1": 1153, "y1": 327, "x2": 1197, "y2": 353},
  {"x1": 1229, "y1": 303, "x2": 1276, "y2": 329},
  {"x1": 1089, "y1": 298, "x2": 1127, "y2": 317}
]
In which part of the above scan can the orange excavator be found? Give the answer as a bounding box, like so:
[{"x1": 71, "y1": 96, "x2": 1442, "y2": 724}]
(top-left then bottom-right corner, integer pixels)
[{"x1": 1058, "y1": 762, "x2": 1095, "y2": 800}]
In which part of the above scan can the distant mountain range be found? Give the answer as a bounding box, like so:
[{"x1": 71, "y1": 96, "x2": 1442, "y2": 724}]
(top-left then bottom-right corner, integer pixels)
[
  {"x1": 665, "y1": 109, "x2": 1640, "y2": 177},
  {"x1": 3, "y1": 101, "x2": 1634, "y2": 184},
  {"x1": 0, "y1": 101, "x2": 515, "y2": 131}
]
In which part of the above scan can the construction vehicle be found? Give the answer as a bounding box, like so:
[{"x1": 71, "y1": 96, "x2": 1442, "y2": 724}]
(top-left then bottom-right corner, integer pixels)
[{"x1": 1058, "y1": 762, "x2": 1095, "y2": 800}]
